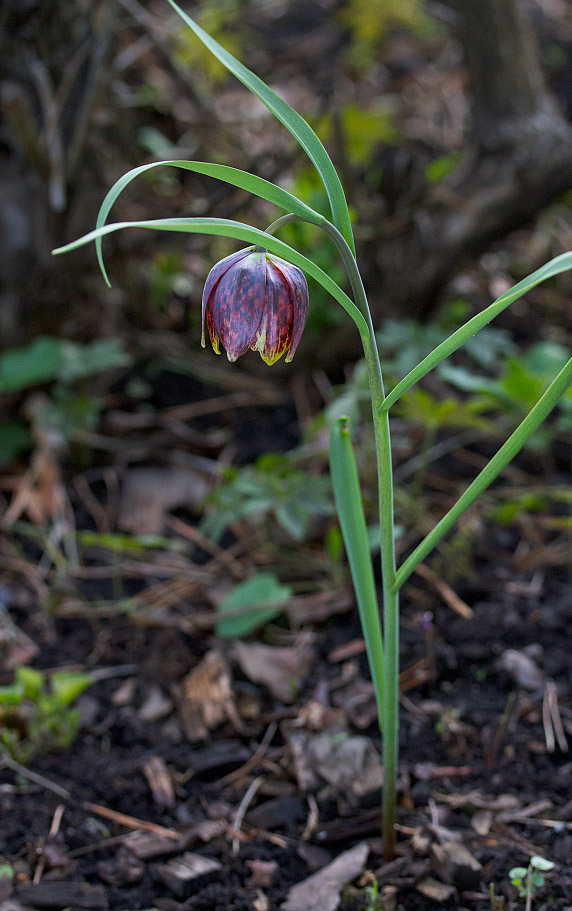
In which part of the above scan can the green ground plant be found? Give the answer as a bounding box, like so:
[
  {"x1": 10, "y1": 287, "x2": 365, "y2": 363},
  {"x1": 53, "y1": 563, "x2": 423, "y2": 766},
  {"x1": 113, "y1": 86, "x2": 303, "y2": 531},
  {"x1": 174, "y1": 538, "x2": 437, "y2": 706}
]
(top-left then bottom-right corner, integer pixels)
[
  {"x1": 0, "y1": 665, "x2": 93, "y2": 763},
  {"x1": 215, "y1": 572, "x2": 293, "y2": 639},
  {"x1": 201, "y1": 452, "x2": 334, "y2": 544},
  {"x1": 53, "y1": 0, "x2": 572, "y2": 859},
  {"x1": 509, "y1": 856, "x2": 555, "y2": 908},
  {"x1": 0, "y1": 336, "x2": 130, "y2": 466},
  {"x1": 362, "y1": 872, "x2": 383, "y2": 911}
]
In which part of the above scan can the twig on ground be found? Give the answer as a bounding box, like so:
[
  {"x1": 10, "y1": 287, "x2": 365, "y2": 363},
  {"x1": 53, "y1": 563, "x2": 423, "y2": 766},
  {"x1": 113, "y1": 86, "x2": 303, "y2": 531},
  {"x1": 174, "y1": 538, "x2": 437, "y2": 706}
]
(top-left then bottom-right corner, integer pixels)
[
  {"x1": 232, "y1": 776, "x2": 264, "y2": 855},
  {"x1": 414, "y1": 563, "x2": 473, "y2": 618},
  {"x1": 223, "y1": 722, "x2": 278, "y2": 785},
  {"x1": 0, "y1": 754, "x2": 180, "y2": 839},
  {"x1": 33, "y1": 803, "x2": 65, "y2": 884}
]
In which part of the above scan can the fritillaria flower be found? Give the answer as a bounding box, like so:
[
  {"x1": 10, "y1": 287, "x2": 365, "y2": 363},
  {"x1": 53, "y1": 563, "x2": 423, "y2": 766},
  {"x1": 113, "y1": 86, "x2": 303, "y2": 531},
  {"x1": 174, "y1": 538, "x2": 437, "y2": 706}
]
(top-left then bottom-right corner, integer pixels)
[{"x1": 202, "y1": 248, "x2": 309, "y2": 365}]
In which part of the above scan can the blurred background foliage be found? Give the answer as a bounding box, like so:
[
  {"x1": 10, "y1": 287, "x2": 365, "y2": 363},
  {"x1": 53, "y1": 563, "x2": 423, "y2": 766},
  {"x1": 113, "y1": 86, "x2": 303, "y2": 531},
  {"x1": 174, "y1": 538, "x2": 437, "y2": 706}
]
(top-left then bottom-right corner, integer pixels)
[{"x1": 1, "y1": 0, "x2": 572, "y2": 618}]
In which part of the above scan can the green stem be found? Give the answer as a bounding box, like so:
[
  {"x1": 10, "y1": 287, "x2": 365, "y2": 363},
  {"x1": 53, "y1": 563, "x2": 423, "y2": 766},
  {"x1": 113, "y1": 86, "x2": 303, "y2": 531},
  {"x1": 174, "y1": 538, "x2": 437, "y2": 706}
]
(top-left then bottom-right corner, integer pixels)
[{"x1": 266, "y1": 213, "x2": 399, "y2": 859}]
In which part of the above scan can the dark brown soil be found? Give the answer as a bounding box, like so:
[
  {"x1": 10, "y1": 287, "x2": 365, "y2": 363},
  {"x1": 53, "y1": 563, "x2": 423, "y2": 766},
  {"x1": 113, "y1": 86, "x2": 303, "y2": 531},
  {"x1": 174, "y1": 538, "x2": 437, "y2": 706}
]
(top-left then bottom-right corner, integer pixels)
[
  {"x1": 2, "y1": 354, "x2": 572, "y2": 911},
  {"x1": 2, "y1": 548, "x2": 572, "y2": 910}
]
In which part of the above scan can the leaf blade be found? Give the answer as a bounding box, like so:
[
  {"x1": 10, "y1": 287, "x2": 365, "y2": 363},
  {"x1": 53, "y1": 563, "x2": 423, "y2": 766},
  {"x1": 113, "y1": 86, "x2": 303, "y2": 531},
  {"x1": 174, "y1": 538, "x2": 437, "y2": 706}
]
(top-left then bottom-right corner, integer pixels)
[
  {"x1": 330, "y1": 416, "x2": 384, "y2": 715},
  {"x1": 382, "y1": 251, "x2": 572, "y2": 412},
  {"x1": 95, "y1": 160, "x2": 325, "y2": 286},
  {"x1": 53, "y1": 216, "x2": 369, "y2": 337},
  {"x1": 164, "y1": 0, "x2": 355, "y2": 254},
  {"x1": 394, "y1": 354, "x2": 572, "y2": 589}
]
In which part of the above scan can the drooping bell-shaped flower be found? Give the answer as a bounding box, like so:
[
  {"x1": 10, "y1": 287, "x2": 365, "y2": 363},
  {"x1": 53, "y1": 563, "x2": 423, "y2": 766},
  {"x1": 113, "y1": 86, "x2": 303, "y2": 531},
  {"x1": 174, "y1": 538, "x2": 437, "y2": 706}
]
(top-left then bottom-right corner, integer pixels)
[{"x1": 202, "y1": 248, "x2": 309, "y2": 365}]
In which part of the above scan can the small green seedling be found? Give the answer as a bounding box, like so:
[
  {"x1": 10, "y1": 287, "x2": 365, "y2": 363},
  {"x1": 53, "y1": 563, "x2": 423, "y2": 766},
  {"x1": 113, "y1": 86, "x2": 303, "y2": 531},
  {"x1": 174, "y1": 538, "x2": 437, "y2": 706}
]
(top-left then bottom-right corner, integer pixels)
[
  {"x1": 509, "y1": 856, "x2": 555, "y2": 906},
  {"x1": 364, "y1": 873, "x2": 383, "y2": 911},
  {"x1": 489, "y1": 882, "x2": 505, "y2": 911},
  {"x1": 0, "y1": 665, "x2": 92, "y2": 763}
]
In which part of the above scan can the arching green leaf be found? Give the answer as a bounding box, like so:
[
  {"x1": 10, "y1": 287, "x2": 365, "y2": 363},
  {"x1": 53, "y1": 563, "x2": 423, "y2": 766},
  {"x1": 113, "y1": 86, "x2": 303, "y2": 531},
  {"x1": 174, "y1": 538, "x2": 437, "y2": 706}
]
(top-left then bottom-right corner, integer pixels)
[
  {"x1": 164, "y1": 0, "x2": 355, "y2": 254},
  {"x1": 95, "y1": 160, "x2": 324, "y2": 286},
  {"x1": 382, "y1": 251, "x2": 572, "y2": 412},
  {"x1": 53, "y1": 217, "x2": 369, "y2": 337}
]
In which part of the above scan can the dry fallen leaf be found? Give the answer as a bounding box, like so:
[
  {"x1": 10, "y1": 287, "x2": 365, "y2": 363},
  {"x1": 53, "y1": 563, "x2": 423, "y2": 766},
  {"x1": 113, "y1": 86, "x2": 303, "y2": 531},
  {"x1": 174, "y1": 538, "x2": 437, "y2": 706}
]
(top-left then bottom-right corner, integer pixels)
[
  {"x1": 281, "y1": 842, "x2": 369, "y2": 911},
  {"x1": 308, "y1": 729, "x2": 383, "y2": 801},
  {"x1": 233, "y1": 638, "x2": 313, "y2": 703},
  {"x1": 499, "y1": 648, "x2": 545, "y2": 690},
  {"x1": 0, "y1": 605, "x2": 39, "y2": 670},
  {"x1": 118, "y1": 466, "x2": 209, "y2": 535},
  {"x1": 178, "y1": 650, "x2": 241, "y2": 741},
  {"x1": 247, "y1": 859, "x2": 279, "y2": 888},
  {"x1": 143, "y1": 756, "x2": 176, "y2": 810},
  {"x1": 4, "y1": 449, "x2": 64, "y2": 525}
]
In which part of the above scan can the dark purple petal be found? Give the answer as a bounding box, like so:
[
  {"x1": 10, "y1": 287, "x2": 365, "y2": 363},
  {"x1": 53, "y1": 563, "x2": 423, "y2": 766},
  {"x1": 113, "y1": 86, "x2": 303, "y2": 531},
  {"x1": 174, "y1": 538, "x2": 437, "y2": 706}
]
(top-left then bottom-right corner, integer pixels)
[
  {"x1": 267, "y1": 255, "x2": 309, "y2": 362},
  {"x1": 212, "y1": 251, "x2": 267, "y2": 360},
  {"x1": 201, "y1": 248, "x2": 253, "y2": 348},
  {"x1": 250, "y1": 261, "x2": 294, "y2": 364},
  {"x1": 202, "y1": 248, "x2": 309, "y2": 366}
]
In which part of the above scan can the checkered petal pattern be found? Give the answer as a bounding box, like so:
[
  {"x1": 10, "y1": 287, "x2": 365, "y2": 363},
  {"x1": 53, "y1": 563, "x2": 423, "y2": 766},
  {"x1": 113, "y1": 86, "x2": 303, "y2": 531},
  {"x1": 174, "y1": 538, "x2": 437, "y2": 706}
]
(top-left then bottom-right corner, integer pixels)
[{"x1": 202, "y1": 248, "x2": 309, "y2": 365}]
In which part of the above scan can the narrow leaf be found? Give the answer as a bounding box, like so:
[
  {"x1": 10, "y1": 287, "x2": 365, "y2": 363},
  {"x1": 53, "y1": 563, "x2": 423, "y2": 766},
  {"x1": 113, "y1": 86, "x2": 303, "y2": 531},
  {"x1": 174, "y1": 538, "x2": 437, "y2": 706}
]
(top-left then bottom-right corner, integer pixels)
[
  {"x1": 381, "y1": 251, "x2": 572, "y2": 412},
  {"x1": 394, "y1": 355, "x2": 572, "y2": 589},
  {"x1": 164, "y1": 0, "x2": 355, "y2": 254},
  {"x1": 53, "y1": 217, "x2": 369, "y2": 337},
  {"x1": 95, "y1": 160, "x2": 324, "y2": 286},
  {"x1": 330, "y1": 417, "x2": 384, "y2": 714}
]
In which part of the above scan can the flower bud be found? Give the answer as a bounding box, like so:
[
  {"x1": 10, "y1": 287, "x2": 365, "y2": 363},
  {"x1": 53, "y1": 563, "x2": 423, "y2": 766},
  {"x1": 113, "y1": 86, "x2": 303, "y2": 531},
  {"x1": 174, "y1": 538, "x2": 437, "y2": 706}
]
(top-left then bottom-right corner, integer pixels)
[{"x1": 202, "y1": 248, "x2": 309, "y2": 365}]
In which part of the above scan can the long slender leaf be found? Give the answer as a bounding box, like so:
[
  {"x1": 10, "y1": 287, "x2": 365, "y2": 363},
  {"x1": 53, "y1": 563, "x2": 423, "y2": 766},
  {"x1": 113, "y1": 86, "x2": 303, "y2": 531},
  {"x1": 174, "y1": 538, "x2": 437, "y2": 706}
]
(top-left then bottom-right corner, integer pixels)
[
  {"x1": 381, "y1": 251, "x2": 572, "y2": 412},
  {"x1": 164, "y1": 0, "x2": 355, "y2": 255},
  {"x1": 393, "y1": 355, "x2": 572, "y2": 590},
  {"x1": 53, "y1": 217, "x2": 369, "y2": 337},
  {"x1": 95, "y1": 160, "x2": 324, "y2": 286},
  {"x1": 330, "y1": 417, "x2": 384, "y2": 714}
]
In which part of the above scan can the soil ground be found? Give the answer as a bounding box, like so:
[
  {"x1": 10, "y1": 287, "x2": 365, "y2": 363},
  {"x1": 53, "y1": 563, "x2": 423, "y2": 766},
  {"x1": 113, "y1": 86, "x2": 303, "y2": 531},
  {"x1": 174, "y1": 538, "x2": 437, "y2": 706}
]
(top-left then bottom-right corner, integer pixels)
[{"x1": 2, "y1": 365, "x2": 572, "y2": 910}]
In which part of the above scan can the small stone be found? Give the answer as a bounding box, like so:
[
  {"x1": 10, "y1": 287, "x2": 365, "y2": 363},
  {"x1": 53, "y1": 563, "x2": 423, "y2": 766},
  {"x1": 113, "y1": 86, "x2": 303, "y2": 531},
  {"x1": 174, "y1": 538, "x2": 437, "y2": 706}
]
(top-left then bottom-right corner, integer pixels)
[
  {"x1": 138, "y1": 686, "x2": 173, "y2": 722},
  {"x1": 499, "y1": 648, "x2": 544, "y2": 690},
  {"x1": 471, "y1": 809, "x2": 493, "y2": 836},
  {"x1": 416, "y1": 877, "x2": 457, "y2": 901},
  {"x1": 158, "y1": 852, "x2": 221, "y2": 898}
]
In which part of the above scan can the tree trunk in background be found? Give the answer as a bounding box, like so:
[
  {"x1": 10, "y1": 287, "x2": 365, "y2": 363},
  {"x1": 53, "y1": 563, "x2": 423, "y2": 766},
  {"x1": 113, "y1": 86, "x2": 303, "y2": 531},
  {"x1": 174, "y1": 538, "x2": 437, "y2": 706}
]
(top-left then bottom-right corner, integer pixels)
[
  {"x1": 451, "y1": 0, "x2": 553, "y2": 152},
  {"x1": 361, "y1": 0, "x2": 572, "y2": 326},
  {"x1": 0, "y1": 0, "x2": 117, "y2": 345}
]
